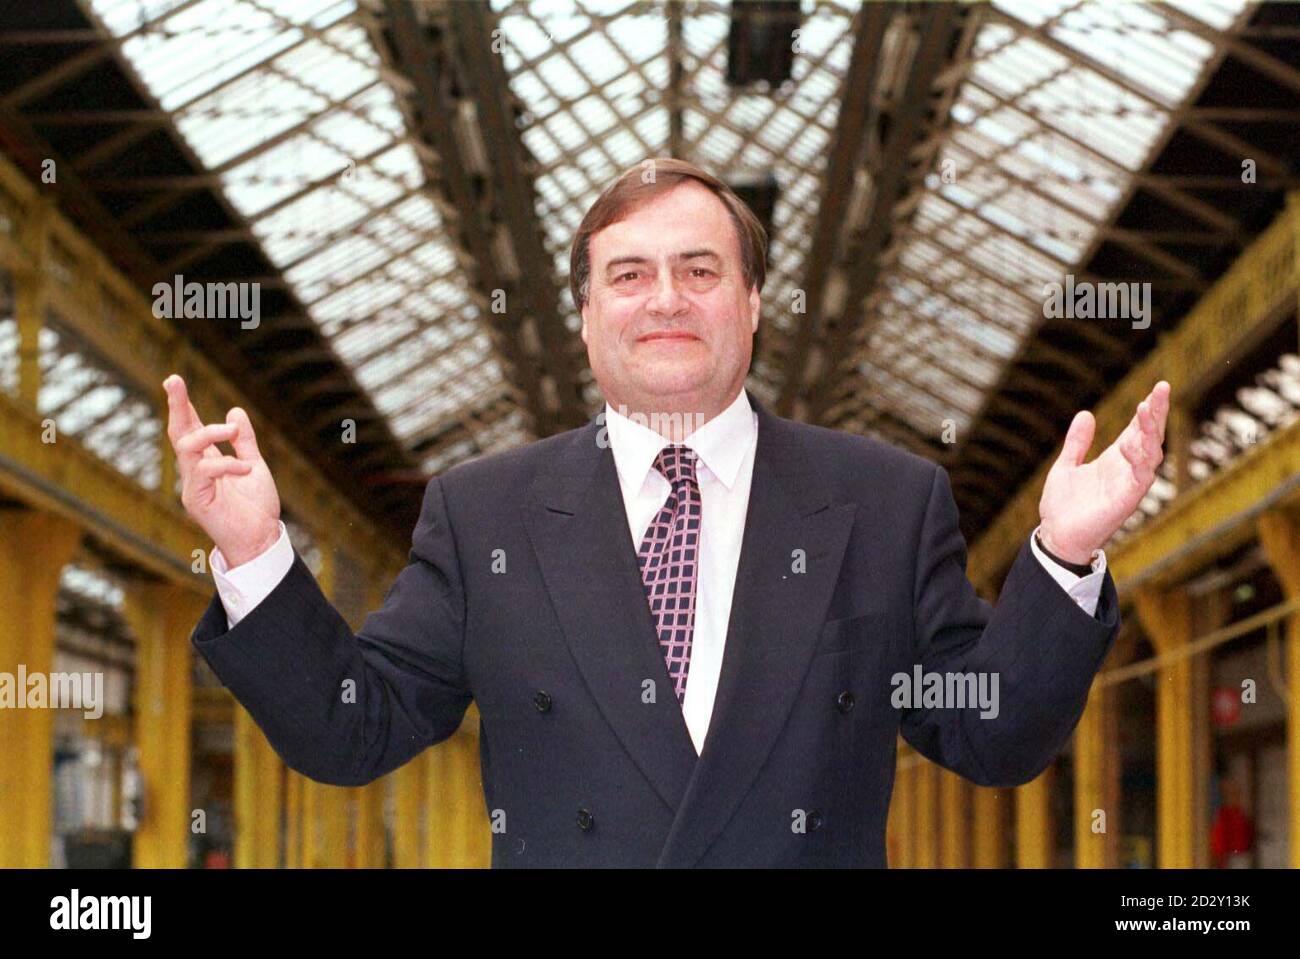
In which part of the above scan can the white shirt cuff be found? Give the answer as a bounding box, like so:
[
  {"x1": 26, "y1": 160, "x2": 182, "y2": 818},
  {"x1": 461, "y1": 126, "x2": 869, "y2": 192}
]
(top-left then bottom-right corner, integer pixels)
[
  {"x1": 1029, "y1": 524, "x2": 1105, "y2": 618},
  {"x1": 210, "y1": 520, "x2": 294, "y2": 629}
]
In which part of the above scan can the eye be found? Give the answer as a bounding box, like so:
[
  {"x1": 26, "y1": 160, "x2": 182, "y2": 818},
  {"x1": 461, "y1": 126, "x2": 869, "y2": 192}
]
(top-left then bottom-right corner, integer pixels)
[
  {"x1": 615, "y1": 271, "x2": 640, "y2": 283},
  {"x1": 690, "y1": 268, "x2": 716, "y2": 278}
]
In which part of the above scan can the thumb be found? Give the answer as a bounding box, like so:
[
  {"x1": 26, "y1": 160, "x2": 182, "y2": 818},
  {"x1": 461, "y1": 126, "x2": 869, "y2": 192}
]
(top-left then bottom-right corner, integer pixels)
[
  {"x1": 1059, "y1": 410, "x2": 1095, "y2": 468},
  {"x1": 226, "y1": 407, "x2": 262, "y2": 460}
]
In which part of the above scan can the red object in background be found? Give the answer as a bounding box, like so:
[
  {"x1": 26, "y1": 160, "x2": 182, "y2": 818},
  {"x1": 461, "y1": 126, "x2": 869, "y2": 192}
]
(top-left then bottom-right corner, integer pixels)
[
  {"x1": 1210, "y1": 805, "x2": 1253, "y2": 867},
  {"x1": 203, "y1": 849, "x2": 232, "y2": 869},
  {"x1": 1211, "y1": 686, "x2": 1241, "y2": 727}
]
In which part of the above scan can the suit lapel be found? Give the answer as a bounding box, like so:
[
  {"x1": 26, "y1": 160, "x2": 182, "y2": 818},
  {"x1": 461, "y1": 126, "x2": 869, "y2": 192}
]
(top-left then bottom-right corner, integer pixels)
[
  {"x1": 657, "y1": 391, "x2": 856, "y2": 867},
  {"x1": 521, "y1": 415, "x2": 698, "y2": 814}
]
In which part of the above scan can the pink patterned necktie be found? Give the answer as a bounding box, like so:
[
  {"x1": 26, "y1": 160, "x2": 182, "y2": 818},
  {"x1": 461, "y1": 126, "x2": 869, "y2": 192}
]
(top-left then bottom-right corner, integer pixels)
[{"x1": 636, "y1": 444, "x2": 701, "y2": 705}]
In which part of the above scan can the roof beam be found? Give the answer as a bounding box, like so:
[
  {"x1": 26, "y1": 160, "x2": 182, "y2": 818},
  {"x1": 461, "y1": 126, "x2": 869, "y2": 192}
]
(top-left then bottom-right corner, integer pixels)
[
  {"x1": 774, "y1": 0, "x2": 893, "y2": 417},
  {"x1": 795, "y1": 4, "x2": 967, "y2": 421},
  {"x1": 447, "y1": 0, "x2": 591, "y2": 431}
]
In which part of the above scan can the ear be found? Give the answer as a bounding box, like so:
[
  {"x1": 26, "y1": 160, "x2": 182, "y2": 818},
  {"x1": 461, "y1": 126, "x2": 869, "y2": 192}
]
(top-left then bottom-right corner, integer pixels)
[
  {"x1": 579, "y1": 302, "x2": 590, "y2": 344},
  {"x1": 748, "y1": 286, "x2": 760, "y2": 333}
]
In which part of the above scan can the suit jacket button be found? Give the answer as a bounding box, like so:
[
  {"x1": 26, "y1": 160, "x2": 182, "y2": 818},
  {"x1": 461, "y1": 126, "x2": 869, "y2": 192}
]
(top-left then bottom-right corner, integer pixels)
[
  {"x1": 836, "y1": 691, "x2": 855, "y2": 713},
  {"x1": 577, "y1": 808, "x2": 594, "y2": 831},
  {"x1": 534, "y1": 691, "x2": 552, "y2": 713},
  {"x1": 808, "y1": 810, "x2": 824, "y2": 832}
]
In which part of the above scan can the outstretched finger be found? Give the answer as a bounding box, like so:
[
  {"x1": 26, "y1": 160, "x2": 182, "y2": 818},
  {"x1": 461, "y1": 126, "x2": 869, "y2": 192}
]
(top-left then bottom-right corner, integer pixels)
[
  {"x1": 163, "y1": 375, "x2": 202, "y2": 442},
  {"x1": 1148, "y1": 380, "x2": 1171, "y2": 442},
  {"x1": 1058, "y1": 410, "x2": 1096, "y2": 468},
  {"x1": 1136, "y1": 400, "x2": 1160, "y2": 458}
]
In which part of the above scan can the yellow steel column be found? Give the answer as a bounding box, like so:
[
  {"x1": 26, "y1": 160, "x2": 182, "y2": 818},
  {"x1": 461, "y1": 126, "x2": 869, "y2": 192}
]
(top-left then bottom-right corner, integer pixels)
[
  {"x1": 939, "y1": 767, "x2": 970, "y2": 868},
  {"x1": 429, "y1": 728, "x2": 489, "y2": 868},
  {"x1": 426, "y1": 740, "x2": 453, "y2": 867},
  {"x1": 890, "y1": 749, "x2": 915, "y2": 868},
  {"x1": 1134, "y1": 588, "x2": 1195, "y2": 868},
  {"x1": 299, "y1": 543, "x2": 348, "y2": 867},
  {"x1": 393, "y1": 751, "x2": 426, "y2": 868},
  {"x1": 233, "y1": 705, "x2": 283, "y2": 868},
  {"x1": 123, "y1": 580, "x2": 206, "y2": 868},
  {"x1": 1258, "y1": 510, "x2": 1300, "y2": 869},
  {"x1": 461, "y1": 723, "x2": 489, "y2": 867},
  {"x1": 971, "y1": 787, "x2": 1007, "y2": 867},
  {"x1": 284, "y1": 770, "x2": 304, "y2": 868},
  {"x1": 300, "y1": 770, "x2": 347, "y2": 869},
  {"x1": 1015, "y1": 765, "x2": 1054, "y2": 868},
  {"x1": 1191, "y1": 592, "x2": 1228, "y2": 869},
  {"x1": 351, "y1": 572, "x2": 389, "y2": 868},
  {"x1": 0, "y1": 511, "x2": 81, "y2": 867},
  {"x1": 913, "y1": 758, "x2": 938, "y2": 868},
  {"x1": 1074, "y1": 681, "x2": 1112, "y2": 868},
  {"x1": 352, "y1": 780, "x2": 387, "y2": 868}
]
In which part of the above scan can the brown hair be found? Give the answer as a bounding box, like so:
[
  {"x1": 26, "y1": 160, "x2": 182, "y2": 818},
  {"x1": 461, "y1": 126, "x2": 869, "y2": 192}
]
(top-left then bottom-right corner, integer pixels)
[{"x1": 569, "y1": 158, "x2": 768, "y2": 311}]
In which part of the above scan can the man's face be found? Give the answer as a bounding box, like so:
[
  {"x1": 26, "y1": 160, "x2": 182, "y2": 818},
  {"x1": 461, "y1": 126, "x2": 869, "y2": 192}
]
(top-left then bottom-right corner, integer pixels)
[{"x1": 580, "y1": 180, "x2": 760, "y2": 418}]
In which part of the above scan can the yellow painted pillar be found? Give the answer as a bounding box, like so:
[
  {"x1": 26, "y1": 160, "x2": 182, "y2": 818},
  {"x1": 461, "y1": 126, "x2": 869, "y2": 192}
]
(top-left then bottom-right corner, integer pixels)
[
  {"x1": 1074, "y1": 681, "x2": 1112, "y2": 868},
  {"x1": 233, "y1": 705, "x2": 282, "y2": 868},
  {"x1": 1015, "y1": 765, "x2": 1054, "y2": 868},
  {"x1": 392, "y1": 751, "x2": 426, "y2": 868},
  {"x1": 1191, "y1": 592, "x2": 1228, "y2": 869},
  {"x1": 301, "y1": 777, "x2": 348, "y2": 867},
  {"x1": 1258, "y1": 510, "x2": 1300, "y2": 869},
  {"x1": 894, "y1": 748, "x2": 915, "y2": 868},
  {"x1": 913, "y1": 758, "x2": 938, "y2": 868},
  {"x1": 352, "y1": 780, "x2": 387, "y2": 868},
  {"x1": 939, "y1": 767, "x2": 970, "y2": 868},
  {"x1": 284, "y1": 769, "x2": 304, "y2": 868},
  {"x1": 350, "y1": 572, "x2": 390, "y2": 869},
  {"x1": 427, "y1": 725, "x2": 489, "y2": 868},
  {"x1": 972, "y1": 787, "x2": 1007, "y2": 867},
  {"x1": 426, "y1": 740, "x2": 455, "y2": 867},
  {"x1": 1134, "y1": 588, "x2": 1195, "y2": 868},
  {"x1": 459, "y1": 719, "x2": 489, "y2": 867},
  {"x1": 0, "y1": 510, "x2": 81, "y2": 867},
  {"x1": 123, "y1": 580, "x2": 207, "y2": 868},
  {"x1": 298, "y1": 542, "x2": 350, "y2": 868}
]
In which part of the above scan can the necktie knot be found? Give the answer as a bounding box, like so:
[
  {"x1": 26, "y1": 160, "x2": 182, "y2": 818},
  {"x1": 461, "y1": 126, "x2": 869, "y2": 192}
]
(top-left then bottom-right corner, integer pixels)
[{"x1": 653, "y1": 444, "x2": 698, "y2": 488}]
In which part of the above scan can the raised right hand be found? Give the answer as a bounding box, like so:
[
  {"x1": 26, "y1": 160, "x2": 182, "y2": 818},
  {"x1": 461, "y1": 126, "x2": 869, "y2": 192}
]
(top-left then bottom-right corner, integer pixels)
[{"x1": 164, "y1": 374, "x2": 282, "y2": 568}]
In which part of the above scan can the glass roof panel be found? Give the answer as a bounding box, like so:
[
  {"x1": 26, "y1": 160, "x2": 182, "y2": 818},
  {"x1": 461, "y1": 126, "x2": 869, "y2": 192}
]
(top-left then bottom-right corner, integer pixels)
[
  {"x1": 88, "y1": 0, "x2": 515, "y2": 465},
  {"x1": 842, "y1": 0, "x2": 1249, "y2": 436}
]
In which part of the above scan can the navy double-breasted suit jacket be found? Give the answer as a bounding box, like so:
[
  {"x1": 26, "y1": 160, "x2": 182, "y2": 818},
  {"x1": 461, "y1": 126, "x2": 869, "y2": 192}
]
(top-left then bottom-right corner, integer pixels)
[{"x1": 191, "y1": 388, "x2": 1120, "y2": 867}]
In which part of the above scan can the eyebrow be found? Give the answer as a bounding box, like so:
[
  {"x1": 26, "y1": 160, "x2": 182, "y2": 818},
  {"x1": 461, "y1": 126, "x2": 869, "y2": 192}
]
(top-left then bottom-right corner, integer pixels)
[{"x1": 602, "y1": 249, "x2": 723, "y2": 273}]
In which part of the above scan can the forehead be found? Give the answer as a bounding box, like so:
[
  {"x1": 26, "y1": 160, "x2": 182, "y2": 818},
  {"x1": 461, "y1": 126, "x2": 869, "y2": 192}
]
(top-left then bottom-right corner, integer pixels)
[{"x1": 589, "y1": 181, "x2": 740, "y2": 262}]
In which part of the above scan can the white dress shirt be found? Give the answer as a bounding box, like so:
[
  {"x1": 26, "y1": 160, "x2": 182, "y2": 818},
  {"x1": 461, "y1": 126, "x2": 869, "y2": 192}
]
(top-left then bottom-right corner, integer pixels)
[{"x1": 211, "y1": 388, "x2": 1106, "y2": 756}]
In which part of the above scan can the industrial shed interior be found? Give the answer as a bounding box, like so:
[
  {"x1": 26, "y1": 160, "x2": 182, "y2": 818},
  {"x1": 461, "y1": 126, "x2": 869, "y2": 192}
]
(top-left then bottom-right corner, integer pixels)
[{"x1": 0, "y1": 0, "x2": 1298, "y2": 869}]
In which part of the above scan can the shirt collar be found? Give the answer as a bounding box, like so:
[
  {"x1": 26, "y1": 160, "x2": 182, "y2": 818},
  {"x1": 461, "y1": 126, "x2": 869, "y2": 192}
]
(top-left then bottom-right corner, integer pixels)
[{"x1": 604, "y1": 387, "x2": 756, "y2": 497}]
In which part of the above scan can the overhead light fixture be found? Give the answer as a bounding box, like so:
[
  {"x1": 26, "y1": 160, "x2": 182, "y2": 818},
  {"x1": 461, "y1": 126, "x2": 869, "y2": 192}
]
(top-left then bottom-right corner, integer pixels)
[
  {"x1": 455, "y1": 99, "x2": 489, "y2": 177},
  {"x1": 726, "y1": 0, "x2": 801, "y2": 87},
  {"x1": 726, "y1": 168, "x2": 779, "y2": 255}
]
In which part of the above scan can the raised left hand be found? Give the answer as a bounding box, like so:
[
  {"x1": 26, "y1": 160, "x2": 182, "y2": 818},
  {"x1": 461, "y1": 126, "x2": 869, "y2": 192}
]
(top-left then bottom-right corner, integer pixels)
[{"x1": 1038, "y1": 381, "x2": 1171, "y2": 564}]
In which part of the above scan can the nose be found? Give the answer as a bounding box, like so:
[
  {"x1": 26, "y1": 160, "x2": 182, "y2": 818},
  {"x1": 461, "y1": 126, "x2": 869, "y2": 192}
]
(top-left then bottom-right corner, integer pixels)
[{"x1": 646, "y1": 270, "x2": 688, "y2": 317}]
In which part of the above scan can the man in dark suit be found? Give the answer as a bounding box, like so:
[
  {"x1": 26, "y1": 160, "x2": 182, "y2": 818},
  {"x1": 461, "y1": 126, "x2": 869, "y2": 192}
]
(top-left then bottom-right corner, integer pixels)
[{"x1": 165, "y1": 158, "x2": 1170, "y2": 867}]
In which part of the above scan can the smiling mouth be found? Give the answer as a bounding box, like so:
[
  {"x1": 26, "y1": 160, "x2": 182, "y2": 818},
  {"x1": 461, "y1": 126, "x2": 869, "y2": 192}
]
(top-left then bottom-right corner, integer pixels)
[{"x1": 638, "y1": 332, "x2": 699, "y2": 342}]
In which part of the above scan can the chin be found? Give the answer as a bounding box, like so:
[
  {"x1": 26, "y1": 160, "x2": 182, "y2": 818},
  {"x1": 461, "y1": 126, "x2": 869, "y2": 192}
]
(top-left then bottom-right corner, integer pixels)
[{"x1": 637, "y1": 364, "x2": 711, "y2": 397}]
